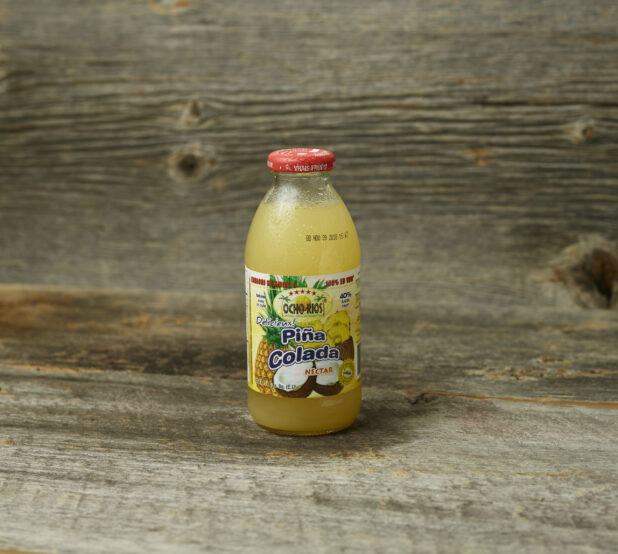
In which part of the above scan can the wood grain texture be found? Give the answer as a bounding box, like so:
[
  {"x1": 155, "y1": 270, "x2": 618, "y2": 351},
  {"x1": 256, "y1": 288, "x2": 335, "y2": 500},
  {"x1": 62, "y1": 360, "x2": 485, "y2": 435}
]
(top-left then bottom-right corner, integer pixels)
[
  {"x1": 1, "y1": 284, "x2": 615, "y2": 549},
  {"x1": 1, "y1": 285, "x2": 617, "y2": 404},
  {"x1": 0, "y1": 0, "x2": 617, "y2": 308},
  {"x1": 1, "y1": 1, "x2": 617, "y2": 551},
  {"x1": 1, "y1": 365, "x2": 617, "y2": 553}
]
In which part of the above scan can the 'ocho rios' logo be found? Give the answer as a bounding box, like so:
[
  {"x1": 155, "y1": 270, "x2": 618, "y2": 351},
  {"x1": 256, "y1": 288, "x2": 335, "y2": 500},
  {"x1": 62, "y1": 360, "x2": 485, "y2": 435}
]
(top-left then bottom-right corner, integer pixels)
[{"x1": 274, "y1": 288, "x2": 332, "y2": 322}]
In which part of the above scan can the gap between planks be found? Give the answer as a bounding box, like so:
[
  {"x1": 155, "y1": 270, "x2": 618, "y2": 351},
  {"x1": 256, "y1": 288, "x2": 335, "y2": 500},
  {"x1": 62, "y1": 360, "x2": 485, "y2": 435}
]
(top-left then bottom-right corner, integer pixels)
[
  {"x1": 408, "y1": 390, "x2": 618, "y2": 410},
  {"x1": 3, "y1": 363, "x2": 617, "y2": 411}
]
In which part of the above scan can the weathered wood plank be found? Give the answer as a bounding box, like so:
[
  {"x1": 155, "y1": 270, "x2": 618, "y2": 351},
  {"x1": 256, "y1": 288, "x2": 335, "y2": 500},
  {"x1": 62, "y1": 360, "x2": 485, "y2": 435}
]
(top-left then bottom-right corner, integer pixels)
[
  {"x1": 1, "y1": 285, "x2": 616, "y2": 403},
  {"x1": 1, "y1": 2, "x2": 617, "y2": 551},
  {"x1": 0, "y1": 366, "x2": 616, "y2": 553},
  {"x1": 0, "y1": 0, "x2": 617, "y2": 300}
]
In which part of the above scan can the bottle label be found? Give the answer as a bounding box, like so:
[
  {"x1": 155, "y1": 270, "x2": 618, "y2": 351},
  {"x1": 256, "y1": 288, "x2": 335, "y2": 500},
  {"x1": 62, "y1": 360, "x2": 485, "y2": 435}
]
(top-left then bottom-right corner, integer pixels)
[{"x1": 246, "y1": 266, "x2": 361, "y2": 398}]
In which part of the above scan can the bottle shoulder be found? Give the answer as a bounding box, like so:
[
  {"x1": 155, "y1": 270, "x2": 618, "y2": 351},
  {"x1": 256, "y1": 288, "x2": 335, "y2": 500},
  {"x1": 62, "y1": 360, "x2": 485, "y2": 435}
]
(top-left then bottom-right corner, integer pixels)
[{"x1": 245, "y1": 199, "x2": 360, "y2": 275}]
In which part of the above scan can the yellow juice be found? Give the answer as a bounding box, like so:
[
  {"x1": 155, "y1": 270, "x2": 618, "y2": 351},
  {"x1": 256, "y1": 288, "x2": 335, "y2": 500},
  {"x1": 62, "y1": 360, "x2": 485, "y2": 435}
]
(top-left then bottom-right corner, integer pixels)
[
  {"x1": 246, "y1": 201, "x2": 360, "y2": 275},
  {"x1": 245, "y1": 160, "x2": 361, "y2": 435}
]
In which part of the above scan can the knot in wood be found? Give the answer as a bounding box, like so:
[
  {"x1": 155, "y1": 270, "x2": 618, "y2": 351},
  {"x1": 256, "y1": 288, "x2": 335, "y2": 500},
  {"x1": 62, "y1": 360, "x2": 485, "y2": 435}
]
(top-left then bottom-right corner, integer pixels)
[
  {"x1": 179, "y1": 100, "x2": 203, "y2": 127},
  {"x1": 567, "y1": 119, "x2": 595, "y2": 144},
  {"x1": 168, "y1": 144, "x2": 216, "y2": 184},
  {"x1": 552, "y1": 237, "x2": 618, "y2": 309},
  {"x1": 585, "y1": 249, "x2": 617, "y2": 303},
  {"x1": 178, "y1": 153, "x2": 200, "y2": 176}
]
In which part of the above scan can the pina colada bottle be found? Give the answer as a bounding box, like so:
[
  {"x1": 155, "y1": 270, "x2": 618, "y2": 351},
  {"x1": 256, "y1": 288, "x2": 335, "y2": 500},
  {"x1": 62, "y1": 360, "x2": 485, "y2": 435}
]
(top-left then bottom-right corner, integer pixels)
[{"x1": 245, "y1": 148, "x2": 361, "y2": 435}]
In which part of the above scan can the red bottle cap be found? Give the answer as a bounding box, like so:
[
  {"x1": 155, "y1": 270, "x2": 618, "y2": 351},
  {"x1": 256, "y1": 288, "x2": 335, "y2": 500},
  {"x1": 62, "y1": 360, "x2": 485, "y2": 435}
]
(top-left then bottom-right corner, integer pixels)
[{"x1": 267, "y1": 148, "x2": 336, "y2": 172}]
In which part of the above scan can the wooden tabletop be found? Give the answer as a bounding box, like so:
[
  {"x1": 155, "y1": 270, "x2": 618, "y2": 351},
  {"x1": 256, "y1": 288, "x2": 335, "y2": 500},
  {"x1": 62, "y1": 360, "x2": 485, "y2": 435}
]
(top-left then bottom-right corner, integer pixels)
[{"x1": 1, "y1": 285, "x2": 616, "y2": 553}]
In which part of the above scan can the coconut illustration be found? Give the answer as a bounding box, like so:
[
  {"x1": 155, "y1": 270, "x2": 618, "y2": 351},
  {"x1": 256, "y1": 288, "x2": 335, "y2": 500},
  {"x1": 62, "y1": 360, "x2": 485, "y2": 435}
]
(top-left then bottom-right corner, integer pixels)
[
  {"x1": 312, "y1": 360, "x2": 344, "y2": 396},
  {"x1": 273, "y1": 361, "x2": 316, "y2": 398}
]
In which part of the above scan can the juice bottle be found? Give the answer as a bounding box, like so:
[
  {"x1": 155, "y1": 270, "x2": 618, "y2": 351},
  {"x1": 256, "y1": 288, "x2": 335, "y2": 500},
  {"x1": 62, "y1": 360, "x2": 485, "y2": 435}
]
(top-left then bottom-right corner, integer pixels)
[{"x1": 245, "y1": 148, "x2": 361, "y2": 435}]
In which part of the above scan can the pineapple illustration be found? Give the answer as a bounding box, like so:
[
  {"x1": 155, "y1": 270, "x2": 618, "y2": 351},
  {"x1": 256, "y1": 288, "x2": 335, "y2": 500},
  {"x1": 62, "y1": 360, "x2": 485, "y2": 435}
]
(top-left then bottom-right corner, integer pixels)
[
  {"x1": 254, "y1": 336, "x2": 281, "y2": 396},
  {"x1": 254, "y1": 275, "x2": 327, "y2": 396},
  {"x1": 323, "y1": 310, "x2": 354, "y2": 361},
  {"x1": 254, "y1": 276, "x2": 287, "y2": 396}
]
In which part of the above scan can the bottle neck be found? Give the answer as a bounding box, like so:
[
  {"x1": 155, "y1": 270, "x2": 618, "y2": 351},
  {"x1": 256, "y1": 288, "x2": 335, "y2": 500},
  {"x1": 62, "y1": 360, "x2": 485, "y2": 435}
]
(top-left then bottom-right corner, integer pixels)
[
  {"x1": 264, "y1": 171, "x2": 339, "y2": 205},
  {"x1": 272, "y1": 171, "x2": 332, "y2": 187}
]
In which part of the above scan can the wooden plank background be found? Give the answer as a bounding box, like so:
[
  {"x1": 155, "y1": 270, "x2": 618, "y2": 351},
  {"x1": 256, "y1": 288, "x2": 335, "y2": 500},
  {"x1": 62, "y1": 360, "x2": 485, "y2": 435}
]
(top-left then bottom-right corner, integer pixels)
[
  {"x1": 0, "y1": 0, "x2": 616, "y2": 308},
  {"x1": 0, "y1": 1, "x2": 617, "y2": 552},
  {"x1": 1, "y1": 284, "x2": 617, "y2": 402}
]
